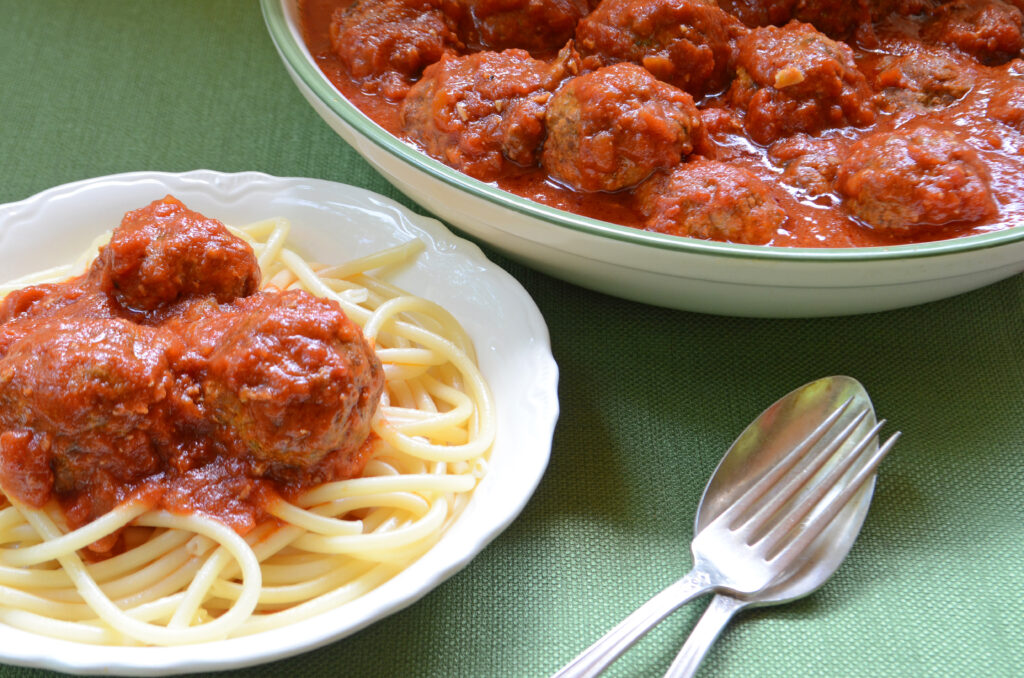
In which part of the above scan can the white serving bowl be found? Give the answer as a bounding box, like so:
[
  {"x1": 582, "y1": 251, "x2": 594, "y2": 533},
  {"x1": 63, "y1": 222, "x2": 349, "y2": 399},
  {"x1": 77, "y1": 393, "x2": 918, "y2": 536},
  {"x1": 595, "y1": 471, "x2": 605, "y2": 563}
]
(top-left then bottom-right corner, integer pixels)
[{"x1": 261, "y1": 0, "x2": 1024, "y2": 317}]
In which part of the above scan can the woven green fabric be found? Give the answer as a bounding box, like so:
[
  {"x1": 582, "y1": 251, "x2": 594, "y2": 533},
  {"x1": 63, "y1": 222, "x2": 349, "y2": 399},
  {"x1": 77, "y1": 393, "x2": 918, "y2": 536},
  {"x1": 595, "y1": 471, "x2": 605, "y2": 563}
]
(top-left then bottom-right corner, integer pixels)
[{"x1": 0, "y1": 2, "x2": 1022, "y2": 677}]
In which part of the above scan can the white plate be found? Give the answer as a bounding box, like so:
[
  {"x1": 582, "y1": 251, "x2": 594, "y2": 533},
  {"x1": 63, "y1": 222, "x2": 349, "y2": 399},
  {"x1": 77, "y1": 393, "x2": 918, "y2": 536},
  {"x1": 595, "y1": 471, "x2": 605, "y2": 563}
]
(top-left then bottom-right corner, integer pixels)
[
  {"x1": 0, "y1": 170, "x2": 559, "y2": 675},
  {"x1": 261, "y1": 0, "x2": 1024, "y2": 317}
]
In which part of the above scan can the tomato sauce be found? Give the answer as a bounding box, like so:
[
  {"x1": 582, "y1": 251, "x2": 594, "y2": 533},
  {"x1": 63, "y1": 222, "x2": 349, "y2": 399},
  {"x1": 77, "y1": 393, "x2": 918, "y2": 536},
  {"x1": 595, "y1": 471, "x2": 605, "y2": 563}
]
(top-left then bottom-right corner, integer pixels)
[{"x1": 300, "y1": 0, "x2": 1024, "y2": 247}]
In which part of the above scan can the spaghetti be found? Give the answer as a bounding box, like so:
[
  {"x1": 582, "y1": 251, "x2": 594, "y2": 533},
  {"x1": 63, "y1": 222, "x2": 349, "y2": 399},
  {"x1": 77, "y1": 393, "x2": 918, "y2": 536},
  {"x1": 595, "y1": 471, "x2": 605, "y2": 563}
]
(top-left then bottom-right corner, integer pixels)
[{"x1": 0, "y1": 214, "x2": 495, "y2": 645}]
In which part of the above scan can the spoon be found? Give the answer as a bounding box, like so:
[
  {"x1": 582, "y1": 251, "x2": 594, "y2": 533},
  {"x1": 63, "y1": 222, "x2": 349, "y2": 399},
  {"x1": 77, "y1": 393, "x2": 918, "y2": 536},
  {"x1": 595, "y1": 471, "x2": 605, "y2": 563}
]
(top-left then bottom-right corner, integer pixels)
[{"x1": 554, "y1": 375, "x2": 897, "y2": 678}]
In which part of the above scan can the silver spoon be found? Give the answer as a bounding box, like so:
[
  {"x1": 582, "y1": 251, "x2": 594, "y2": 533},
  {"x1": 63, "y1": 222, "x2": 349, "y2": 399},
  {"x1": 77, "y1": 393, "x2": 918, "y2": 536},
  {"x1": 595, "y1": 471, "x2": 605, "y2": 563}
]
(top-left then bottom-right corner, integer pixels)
[{"x1": 555, "y1": 375, "x2": 898, "y2": 678}]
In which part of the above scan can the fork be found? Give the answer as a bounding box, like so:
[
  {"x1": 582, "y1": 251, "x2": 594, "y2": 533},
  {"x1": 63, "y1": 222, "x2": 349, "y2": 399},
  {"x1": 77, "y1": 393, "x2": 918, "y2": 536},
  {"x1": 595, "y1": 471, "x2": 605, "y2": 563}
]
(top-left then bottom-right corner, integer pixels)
[{"x1": 553, "y1": 400, "x2": 900, "y2": 678}]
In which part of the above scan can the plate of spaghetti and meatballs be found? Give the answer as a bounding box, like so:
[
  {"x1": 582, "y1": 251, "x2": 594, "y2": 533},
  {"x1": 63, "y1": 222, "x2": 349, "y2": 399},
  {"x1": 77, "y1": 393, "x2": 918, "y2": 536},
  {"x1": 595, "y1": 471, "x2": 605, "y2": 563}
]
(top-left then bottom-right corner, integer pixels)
[
  {"x1": 263, "y1": 0, "x2": 1024, "y2": 316},
  {"x1": 0, "y1": 170, "x2": 558, "y2": 675}
]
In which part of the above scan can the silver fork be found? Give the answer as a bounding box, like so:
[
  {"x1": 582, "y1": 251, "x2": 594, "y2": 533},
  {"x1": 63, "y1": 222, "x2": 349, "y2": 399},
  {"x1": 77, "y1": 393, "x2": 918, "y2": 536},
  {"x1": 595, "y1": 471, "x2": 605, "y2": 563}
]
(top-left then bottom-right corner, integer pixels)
[{"x1": 554, "y1": 400, "x2": 900, "y2": 678}]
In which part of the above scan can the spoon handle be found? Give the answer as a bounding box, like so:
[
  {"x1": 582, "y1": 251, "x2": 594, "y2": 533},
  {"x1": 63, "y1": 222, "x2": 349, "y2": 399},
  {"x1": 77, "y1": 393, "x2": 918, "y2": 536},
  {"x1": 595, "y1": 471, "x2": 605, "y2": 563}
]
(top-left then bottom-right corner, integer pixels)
[
  {"x1": 552, "y1": 568, "x2": 714, "y2": 678},
  {"x1": 663, "y1": 594, "x2": 746, "y2": 678}
]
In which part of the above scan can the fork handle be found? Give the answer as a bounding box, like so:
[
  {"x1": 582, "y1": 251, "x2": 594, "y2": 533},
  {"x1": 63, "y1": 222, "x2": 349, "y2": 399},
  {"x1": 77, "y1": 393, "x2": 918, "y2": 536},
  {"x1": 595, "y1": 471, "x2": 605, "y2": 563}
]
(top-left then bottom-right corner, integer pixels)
[
  {"x1": 663, "y1": 594, "x2": 746, "y2": 678},
  {"x1": 552, "y1": 568, "x2": 715, "y2": 678}
]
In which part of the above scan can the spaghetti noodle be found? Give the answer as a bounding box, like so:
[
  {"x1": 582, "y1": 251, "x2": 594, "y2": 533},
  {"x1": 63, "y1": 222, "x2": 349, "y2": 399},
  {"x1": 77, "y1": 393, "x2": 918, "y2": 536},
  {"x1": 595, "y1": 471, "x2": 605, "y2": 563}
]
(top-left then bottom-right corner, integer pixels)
[{"x1": 0, "y1": 213, "x2": 495, "y2": 645}]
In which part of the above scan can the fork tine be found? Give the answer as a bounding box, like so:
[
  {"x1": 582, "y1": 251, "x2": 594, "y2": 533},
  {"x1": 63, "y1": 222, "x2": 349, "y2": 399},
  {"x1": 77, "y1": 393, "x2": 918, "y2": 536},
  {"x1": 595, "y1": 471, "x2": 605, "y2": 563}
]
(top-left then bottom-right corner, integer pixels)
[
  {"x1": 751, "y1": 416, "x2": 884, "y2": 551},
  {"x1": 713, "y1": 397, "x2": 859, "y2": 529},
  {"x1": 735, "y1": 409, "x2": 872, "y2": 542},
  {"x1": 769, "y1": 431, "x2": 901, "y2": 571}
]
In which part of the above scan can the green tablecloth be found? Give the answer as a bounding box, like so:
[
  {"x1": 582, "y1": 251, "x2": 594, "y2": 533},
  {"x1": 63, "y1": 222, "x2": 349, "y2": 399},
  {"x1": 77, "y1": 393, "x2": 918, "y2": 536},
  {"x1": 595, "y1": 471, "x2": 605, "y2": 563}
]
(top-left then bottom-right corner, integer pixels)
[{"x1": 0, "y1": 2, "x2": 1021, "y2": 677}]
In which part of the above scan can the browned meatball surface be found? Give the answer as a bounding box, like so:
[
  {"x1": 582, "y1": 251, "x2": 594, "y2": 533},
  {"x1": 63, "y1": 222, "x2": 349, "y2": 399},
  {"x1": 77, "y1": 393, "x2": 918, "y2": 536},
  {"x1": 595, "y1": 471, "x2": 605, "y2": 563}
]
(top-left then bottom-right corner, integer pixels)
[
  {"x1": 575, "y1": 0, "x2": 746, "y2": 97},
  {"x1": 921, "y1": 0, "x2": 1024, "y2": 65},
  {"x1": 92, "y1": 196, "x2": 260, "y2": 314},
  {"x1": 988, "y1": 77, "x2": 1024, "y2": 129},
  {"x1": 717, "y1": 0, "x2": 893, "y2": 35},
  {"x1": 402, "y1": 47, "x2": 578, "y2": 180},
  {"x1": 542, "y1": 63, "x2": 704, "y2": 192},
  {"x1": 790, "y1": 0, "x2": 876, "y2": 40},
  {"x1": 835, "y1": 123, "x2": 998, "y2": 231},
  {"x1": 0, "y1": 282, "x2": 89, "y2": 359},
  {"x1": 330, "y1": 0, "x2": 462, "y2": 98},
  {"x1": 769, "y1": 134, "x2": 849, "y2": 198},
  {"x1": 0, "y1": 319, "x2": 173, "y2": 438},
  {"x1": 715, "y1": 0, "x2": 794, "y2": 27},
  {"x1": 728, "y1": 21, "x2": 875, "y2": 144},
  {"x1": 636, "y1": 159, "x2": 787, "y2": 244},
  {"x1": 0, "y1": 318, "x2": 174, "y2": 520},
  {"x1": 871, "y1": 45, "x2": 976, "y2": 112},
  {"x1": 459, "y1": 0, "x2": 591, "y2": 53},
  {"x1": 199, "y1": 290, "x2": 384, "y2": 473}
]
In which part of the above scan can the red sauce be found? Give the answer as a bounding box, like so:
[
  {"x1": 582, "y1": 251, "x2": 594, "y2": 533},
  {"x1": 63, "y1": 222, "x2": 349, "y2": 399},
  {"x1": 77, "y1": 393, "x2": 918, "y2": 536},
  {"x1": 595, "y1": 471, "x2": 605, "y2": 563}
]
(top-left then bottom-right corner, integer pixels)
[
  {"x1": 0, "y1": 197, "x2": 384, "y2": 555},
  {"x1": 300, "y1": 0, "x2": 1024, "y2": 247}
]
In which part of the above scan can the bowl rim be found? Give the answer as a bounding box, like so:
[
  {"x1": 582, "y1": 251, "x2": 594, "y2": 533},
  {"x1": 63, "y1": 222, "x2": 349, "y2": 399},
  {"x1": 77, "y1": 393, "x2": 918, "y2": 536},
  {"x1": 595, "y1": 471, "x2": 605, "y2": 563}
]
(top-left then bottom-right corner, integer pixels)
[{"x1": 261, "y1": 0, "x2": 1024, "y2": 264}]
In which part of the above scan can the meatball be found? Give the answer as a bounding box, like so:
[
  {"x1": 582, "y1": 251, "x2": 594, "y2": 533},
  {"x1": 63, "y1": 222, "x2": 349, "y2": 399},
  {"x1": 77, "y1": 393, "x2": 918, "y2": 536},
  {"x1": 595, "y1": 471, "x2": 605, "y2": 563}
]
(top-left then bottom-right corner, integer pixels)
[
  {"x1": 0, "y1": 282, "x2": 89, "y2": 359},
  {"x1": 542, "y1": 63, "x2": 704, "y2": 192},
  {"x1": 871, "y1": 46, "x2": 975, "y2": 112},
  {"x1": 330, "y1": 0, "x2": 462, "y2": 99},
  {"x1": 636, "y1": 159, "x2": 787, "y2": 244},
  {"x1": 697, "y1": 107, "x2": 746, "y2": 144},
  {"x1": 0, "y1": 281, "x2": 85, "y2": 326},
  {"x1": 728, "y1": 21, "x2": 875, "y2": 144},
  {"x1": 989, "y1": 78, "x2": 1024, "y2": 129},
  {"x1": 575, "y1": 0, "x2": 746, "y2": 97},
  {"x1": 921, "y1": 0, "x2": 1024, "y2": 66},
  {"x1": 870, "y1": 0, "x2": 936, "y2": 16},
  {"x1": 200, "y1": 290, "x2": 384, "y2": 473},
  {"x1": 0, "y1": 318, "x2": 173, "y2": 437},
  {"x1": 0, "y1": 431, "x2": 54, "y2": 508},
  {"x1": 835, "y1": 123, "x2": 997, "y2": 231},
  {"x1": 92, "y1": 196, "x2": 260, "y2": 314},
  {"x1": 769, "y1": 134, "x2": 849, "y2": 197},
  {"x1": 0, "y1": 318, "x2": 173, "y2": 510},
  {"x1": 790, "y1": 0, "x2": 875, "y2": 40},
  {"x1": 717, "y1": 0, "x2": 885, "y2": 37},
  {"x1": 715, "y1": 0, "x2": 795, "y2": 27},
  {"x1": 401, "y1": 47, "x2": 578, "y2": 180},
  {"x1": 459, "y1": 0, "x2": 591, "y2": 54}
]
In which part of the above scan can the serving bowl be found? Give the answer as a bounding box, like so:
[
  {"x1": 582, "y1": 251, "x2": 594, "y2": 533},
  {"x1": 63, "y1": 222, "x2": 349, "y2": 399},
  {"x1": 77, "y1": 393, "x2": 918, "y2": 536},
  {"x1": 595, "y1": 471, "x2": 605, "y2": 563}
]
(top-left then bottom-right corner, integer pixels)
[{"x1": 261, "y1": 0, "x2": 1024, "y2": 318}]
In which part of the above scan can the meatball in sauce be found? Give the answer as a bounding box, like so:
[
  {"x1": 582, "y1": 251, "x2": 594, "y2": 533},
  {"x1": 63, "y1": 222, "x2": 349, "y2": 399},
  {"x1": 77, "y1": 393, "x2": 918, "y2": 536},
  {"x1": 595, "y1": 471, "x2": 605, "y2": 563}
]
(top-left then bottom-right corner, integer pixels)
[
  {"x1": 330, "y1": 0, "x2": 463, "y2": 98},
  {"x1": 542, "y1": 62, "x2": 705, "y2": 192},
  {"x1": 727, "y1": 21, "x2": 876, "y2": 144},
  {"x1": 637, "y1": 158, "x2": 787, "y2": 244},
  {"x1": 574, "y1": 0, "x2": 746, "y2": 97},
  {"x1": 836, "y1": 123, "x2": 997, "y2": 231},
  {"x1": 302, "y1": 0, "x2": 1024, "y2": 247},
  {"x1": 401, "y1": 45, "x2": 578, "y2": 180},
  {"x1": 0, "y1": 197, "x2": 384, "y2": 551},
  {"x1": 459, "y1": 0, "x2": 593, "y2": 54}
]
